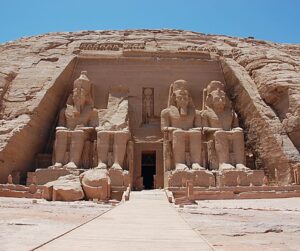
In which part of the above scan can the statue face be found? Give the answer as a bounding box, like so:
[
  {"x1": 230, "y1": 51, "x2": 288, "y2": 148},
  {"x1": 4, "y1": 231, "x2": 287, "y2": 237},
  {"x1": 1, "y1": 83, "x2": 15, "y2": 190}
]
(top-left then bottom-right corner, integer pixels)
[
  {"x1": 211, "y1": 89, "x2": 226, "y2": 111},
  {"x1": 174, "y1": 90, "x2": 189, "y2": 109}
]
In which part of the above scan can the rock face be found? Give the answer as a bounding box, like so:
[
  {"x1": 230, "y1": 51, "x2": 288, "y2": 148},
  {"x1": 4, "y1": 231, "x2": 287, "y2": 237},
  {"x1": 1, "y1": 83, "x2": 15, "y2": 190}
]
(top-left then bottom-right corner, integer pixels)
[
  {"x1": 0, "y1": 30, "x2": 299, "y2": 185},
  {"x1": 43, "y1": 174, "x2": 84, "y2": 201},
  {"x1": 80, "y1": 169, "x2": 111, "y2": 200}
]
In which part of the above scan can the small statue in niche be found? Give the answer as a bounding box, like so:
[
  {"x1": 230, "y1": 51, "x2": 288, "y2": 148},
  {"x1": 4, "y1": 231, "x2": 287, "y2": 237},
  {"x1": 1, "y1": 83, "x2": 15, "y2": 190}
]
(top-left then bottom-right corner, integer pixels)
[
  {"x1": 202, "y1": 80, "x2": 249, "y2": 171},
  {"x1": 53, "y1": 71, "x2": 98, "y2": 169},
  {"x1": 143, "y1": 88, "x2": 154, "y2": 124},
  {"x1": 161, "y1": 80, "x2": 203, "y2": 171}
]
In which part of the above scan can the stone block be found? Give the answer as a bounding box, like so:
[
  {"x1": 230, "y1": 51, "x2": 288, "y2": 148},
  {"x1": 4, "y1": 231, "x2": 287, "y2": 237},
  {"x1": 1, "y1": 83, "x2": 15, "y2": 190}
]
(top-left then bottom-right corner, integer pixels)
[
  {"x1": 80, "y1": 169, "x2": 111, "y2": 200},
  {"x1": 168, "y1": 170, "x2": 191, "y2": 187},
  {"x1": 108, "y1": 169, "x2": 128, "y2": 186},
  {"x1": 44, "y1": 174, "x2": 84, "y2": 201},
  {"x1": 191, "y1": 170, "x2": 215, "y2": 187},
  {"x1": 248, "y1": 170, "x2": 265, "y2": 186},
  {"x1": 218, "y1": 170, "x2": 250, "y2": 187},
  {"x1": 168, "y1": 170, "x2": 215, "y2": 187},
  {"x1": 27, "y1": 168, "x2": 73, "y2": 185}
]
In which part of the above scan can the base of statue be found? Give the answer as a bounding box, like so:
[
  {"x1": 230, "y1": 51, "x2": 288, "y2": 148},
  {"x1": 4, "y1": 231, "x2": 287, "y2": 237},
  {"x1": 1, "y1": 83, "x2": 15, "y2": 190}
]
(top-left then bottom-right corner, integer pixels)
[
  {"x1": 32, "y1": 166, "x2": 131, "y2": 202},
  {"x1": 217, "y1": 169, "x2": 265, "y2": 187},
  {"x1": 167, "y1": 169, "x2": 215, "y2": 188},
  {"x1": 26, "y1": 167, "x2": 79, "y2": 186}
]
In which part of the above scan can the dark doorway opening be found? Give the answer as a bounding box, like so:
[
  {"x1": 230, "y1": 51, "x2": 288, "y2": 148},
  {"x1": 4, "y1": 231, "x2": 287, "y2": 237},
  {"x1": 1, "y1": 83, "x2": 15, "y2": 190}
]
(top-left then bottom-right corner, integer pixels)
[{"x1": 141, "y1": 152, "x2": 156, "y2": 189}]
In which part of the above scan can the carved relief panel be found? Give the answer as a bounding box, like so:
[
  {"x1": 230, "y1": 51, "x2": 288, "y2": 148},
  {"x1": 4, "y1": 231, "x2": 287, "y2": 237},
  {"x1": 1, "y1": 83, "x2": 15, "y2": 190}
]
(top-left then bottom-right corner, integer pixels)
[{"x1": 142, "y1": 88, "x2": 154, "y2": 124}]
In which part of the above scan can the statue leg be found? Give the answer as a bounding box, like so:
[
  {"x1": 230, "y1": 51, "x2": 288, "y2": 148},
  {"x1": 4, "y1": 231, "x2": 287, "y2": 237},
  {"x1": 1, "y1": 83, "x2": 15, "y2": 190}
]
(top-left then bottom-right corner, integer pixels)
[
  {"x1": 64, "y1": 130, "x2": 85, "y2": 169},
  {"x1": 54, "y1": 129, "x2": 68, "y2": 168},
  {"x1": 214, "y1": 131, "x2": 235, "y2": 171},
  {"x1": 172, "y1": 129, "x2": 188, "y2": 170},
  {"x1": 96, "y1": 131, "x2": 109, "y2": 169},
  {"x1": 189, "y1": 130, "x2": 204, "y2": 170},
  {"x1": 232, "y1": 131, "x2": 249, "y2": 171},
  {"x1": 111, "y1": 131, "x2": 130, "y2": 170}
]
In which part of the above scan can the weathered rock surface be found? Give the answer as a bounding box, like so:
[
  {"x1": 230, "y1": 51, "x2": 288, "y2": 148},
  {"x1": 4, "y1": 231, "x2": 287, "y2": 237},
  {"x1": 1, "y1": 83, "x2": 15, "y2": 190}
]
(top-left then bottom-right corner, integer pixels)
[
  {"x1": 80, "y1": 169, "x2": 111, "y2": 200},
  {"x1": 43, "y1": 174, "x2": 84, "y2": 201},
  {"x1": 98, "y1": 87, "x2": 129, "y2": 131},
  {"x1": 0, "y1": 29, "x2": 299, "y2": 184}
]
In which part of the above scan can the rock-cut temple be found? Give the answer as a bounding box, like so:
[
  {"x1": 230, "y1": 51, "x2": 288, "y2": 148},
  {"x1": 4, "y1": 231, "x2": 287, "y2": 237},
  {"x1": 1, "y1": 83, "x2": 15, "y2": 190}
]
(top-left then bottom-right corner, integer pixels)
[{"x1": 0, "y1": 30, "x2": 300, "y2": 202}]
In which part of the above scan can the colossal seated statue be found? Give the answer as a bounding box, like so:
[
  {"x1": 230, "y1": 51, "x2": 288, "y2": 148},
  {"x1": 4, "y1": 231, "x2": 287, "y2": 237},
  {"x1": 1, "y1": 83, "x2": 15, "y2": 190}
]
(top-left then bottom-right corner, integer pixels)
[
  {"x1": 53, "y1": 71, "x2": 98, "y2": 169},
  {"x1": 161, "y1": 80, "x2": 203, "y2": 171},
  {"x1": 95, "y1": 86, "x2": 130, "y2": 171},
  {"x1": 202, "y1": 80, "x2": 249, "y2": 171}
]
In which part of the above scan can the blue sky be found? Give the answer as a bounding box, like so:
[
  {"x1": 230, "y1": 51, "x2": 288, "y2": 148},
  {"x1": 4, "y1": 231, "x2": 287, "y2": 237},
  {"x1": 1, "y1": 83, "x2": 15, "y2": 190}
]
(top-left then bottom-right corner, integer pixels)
[{"x1": 1, "y1": 0, "x2": 299, "y2": 44}]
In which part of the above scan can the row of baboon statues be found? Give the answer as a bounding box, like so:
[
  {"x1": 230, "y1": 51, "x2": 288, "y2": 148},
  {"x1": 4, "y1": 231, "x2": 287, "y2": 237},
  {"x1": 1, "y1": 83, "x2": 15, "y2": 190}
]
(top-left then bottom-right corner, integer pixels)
[{"x1": 52, "y1": 71, "x2": 249, "y2": 172}]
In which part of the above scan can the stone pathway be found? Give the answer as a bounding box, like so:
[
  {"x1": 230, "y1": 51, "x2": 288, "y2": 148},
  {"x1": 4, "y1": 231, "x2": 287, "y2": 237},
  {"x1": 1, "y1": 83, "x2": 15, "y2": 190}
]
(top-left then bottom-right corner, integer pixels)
[{"x1": 35, "y1": 190, "x2": 213, "y2": 251}]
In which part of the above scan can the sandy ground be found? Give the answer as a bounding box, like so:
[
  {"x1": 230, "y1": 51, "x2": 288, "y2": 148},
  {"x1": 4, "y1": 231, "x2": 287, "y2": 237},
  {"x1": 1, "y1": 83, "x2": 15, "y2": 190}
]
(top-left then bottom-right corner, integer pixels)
[
  {"x1": 178, "y1": 198, "x2": 300, "y2": 251},
  {"x1": 1, "y1": 196, "x2": 300, "y2": 251},
  {"x1": 0, "y1": 197, "x2": 113, "y2": 251}
]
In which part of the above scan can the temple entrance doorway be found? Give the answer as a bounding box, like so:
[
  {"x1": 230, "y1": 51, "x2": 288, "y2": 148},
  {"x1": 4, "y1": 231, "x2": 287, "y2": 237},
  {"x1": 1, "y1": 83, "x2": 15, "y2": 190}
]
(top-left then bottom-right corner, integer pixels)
[{"x1": 141, "y1": 151, "x2": 156, "y2": 189}]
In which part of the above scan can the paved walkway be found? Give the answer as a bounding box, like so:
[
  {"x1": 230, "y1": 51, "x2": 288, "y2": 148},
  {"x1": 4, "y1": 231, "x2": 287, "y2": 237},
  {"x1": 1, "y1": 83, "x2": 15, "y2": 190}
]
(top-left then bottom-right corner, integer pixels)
[{"x1": 36, "y1": 190, "x2": 213, "y2": 251}]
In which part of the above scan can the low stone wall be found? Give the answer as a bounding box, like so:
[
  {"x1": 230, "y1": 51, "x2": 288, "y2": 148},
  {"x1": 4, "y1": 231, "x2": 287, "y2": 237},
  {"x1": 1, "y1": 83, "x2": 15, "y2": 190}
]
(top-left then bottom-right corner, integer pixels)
[
  {"x1": 168, "y1": 185, "x2": 300, "y2": 204},
  {"x1": 0, "y1": 184, "x2": 43, "y2": 199}
]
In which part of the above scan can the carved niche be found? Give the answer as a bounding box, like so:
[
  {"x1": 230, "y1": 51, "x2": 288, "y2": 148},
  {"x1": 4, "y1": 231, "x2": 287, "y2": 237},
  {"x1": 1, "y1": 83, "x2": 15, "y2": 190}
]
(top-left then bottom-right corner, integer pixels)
[{"x1": 142, "y1": 88, "x2": 154, "y2": 124}]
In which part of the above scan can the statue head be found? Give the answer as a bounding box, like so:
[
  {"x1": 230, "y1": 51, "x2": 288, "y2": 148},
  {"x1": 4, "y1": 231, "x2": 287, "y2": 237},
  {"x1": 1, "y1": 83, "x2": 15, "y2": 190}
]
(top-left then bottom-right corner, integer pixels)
[
  {"x1": 71, "y1": 71, "x2": 94, "y2": 112},
  {"x1": 168, "y1": 80, "x2": 194, "y2": 115},
  {"x1": 205, "y1": 81, "x2": 231, "y2": 113}
]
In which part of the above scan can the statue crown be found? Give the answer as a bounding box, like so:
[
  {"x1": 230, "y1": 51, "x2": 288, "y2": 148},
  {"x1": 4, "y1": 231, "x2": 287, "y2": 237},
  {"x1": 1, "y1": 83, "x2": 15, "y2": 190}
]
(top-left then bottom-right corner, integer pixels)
[
  {"x1": 172, "y1": 79, "x2": 188, "y2": 92},
  {"x1": 74, "y1": 71, "x2": 92, "y2": 91},
  {"x1": 206, "y1": 80, "x2": 224, "y2": 94}
]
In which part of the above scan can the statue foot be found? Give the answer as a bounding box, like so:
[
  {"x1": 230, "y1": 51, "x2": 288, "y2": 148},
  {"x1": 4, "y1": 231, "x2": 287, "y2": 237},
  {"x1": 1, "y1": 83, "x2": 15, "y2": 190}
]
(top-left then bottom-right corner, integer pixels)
[
  {"x1": 191, "y1": 163, "x2": 205, "y2": 170},
  {"x1": 63, "y1": 162, "x2": 78, "y2": 169},
  {"x1": 175, "y1": 163, "x2": 189, "y2": 171},
  {"x1": 219, "y1": 163, "x2": 235, "y2": 171},
  {"x1": 95, "y1": 163, "x2": 107, "y2": 169},
  {"x1": 53, "y1": 162, "x2": 63, "y2": 168},
  {"x1": 236, "y1": 164, "x2": 250, "y2": 171},
  {"x1": 111, "y1": 163, "x2": 123, "y2": 171}
]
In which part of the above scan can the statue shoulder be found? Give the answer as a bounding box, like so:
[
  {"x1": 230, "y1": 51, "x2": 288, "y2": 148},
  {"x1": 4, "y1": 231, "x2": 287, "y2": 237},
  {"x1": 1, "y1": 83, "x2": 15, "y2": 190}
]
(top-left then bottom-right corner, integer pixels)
[
  {"x1": 161, "y1": 107, "x2": 171, "y2": 116},
  {"x1": 201, "y1": 108, "x2": 210, "y2": 117}
]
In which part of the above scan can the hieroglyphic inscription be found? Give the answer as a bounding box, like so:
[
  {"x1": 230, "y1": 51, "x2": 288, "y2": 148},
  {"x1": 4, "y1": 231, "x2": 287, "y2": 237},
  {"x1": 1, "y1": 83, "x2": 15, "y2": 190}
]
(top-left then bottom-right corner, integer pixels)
[
  {"x1": 124, "y1": 42, "x2": 145, "y2": 50},
  {"x1": 79, "y1": 42, "x2": 122, "y2": 51},
  {"x1": 79, "y1": 42, "x2": 145, "y2": 51},
  {"x1": 178, "y1": 46, "x2": 220, "y2": 55}
]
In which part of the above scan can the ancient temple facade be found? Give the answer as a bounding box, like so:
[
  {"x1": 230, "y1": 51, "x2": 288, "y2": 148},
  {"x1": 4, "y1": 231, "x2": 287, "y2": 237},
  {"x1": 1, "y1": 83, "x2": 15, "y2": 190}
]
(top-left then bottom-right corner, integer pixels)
[
  {"x1": 0, "y1": 30, "x2": 300, "y2": 201},
  {"x1": 42, "y1": 52, "x2": 240, "y2": 191}
]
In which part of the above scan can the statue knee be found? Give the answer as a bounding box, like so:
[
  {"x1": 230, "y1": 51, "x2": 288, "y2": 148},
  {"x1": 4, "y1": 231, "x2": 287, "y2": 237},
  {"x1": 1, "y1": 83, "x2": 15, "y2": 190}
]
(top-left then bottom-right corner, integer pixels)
[
  {"x1": 114, "y1": 131, "x2": 130, "y2": 140},
  {"x1": 232, "y1": 130, "x2": 244, "y2": 144},
  {"x1": 72, "y1": 130, "x2": 85, "y2": 140},
  {"x1": 56, "y1": 129, "x2": 67, "y2": 134},
  {"x1": 214, "y1": 130, "x2": 226, "y2": 139},
  {"x1": 173, "y1": 129, "x2": 185, "y2": 137},
  {"x1": 188, "y1": 130, "x2": 201, "y2": 138},
  {"x1": 97, "y1": 131, "x2": 110, "y2": 140},
  {"x1": 214, "y1": 131, "x2": 228, "y2": 144},
  {"x1": 56, "y1": 130, "x2": 68, "y2": 139}
]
